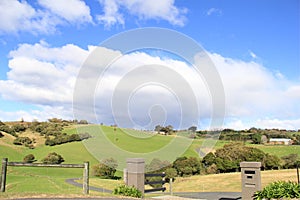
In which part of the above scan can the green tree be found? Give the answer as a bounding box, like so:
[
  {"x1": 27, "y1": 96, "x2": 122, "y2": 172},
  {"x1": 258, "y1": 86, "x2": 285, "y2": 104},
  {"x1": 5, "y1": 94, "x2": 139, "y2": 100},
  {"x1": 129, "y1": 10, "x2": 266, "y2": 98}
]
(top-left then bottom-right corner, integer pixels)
[
  {"x1": 23, "y1": 154, "x2": 36, "y2": 163},
  {"x1": 92, "y1": 158, "x2": 118, "y2": 179},
  {"x1": 281, "y1": 154, "x2": 299, "y2": 169},
  {"x1": 42, "y1": 152, "x2": 64, "y2": 164},
  {"x1": 263, "y1": 154, "x2": 281, "y2": 170}
]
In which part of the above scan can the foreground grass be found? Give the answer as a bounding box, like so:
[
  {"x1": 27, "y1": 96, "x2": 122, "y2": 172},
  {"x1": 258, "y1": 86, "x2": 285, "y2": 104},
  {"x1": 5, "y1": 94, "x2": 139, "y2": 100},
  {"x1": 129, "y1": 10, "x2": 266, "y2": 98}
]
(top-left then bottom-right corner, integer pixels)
[{"x1": 167, "y1": 169, "x2": 298, "y2": 192}]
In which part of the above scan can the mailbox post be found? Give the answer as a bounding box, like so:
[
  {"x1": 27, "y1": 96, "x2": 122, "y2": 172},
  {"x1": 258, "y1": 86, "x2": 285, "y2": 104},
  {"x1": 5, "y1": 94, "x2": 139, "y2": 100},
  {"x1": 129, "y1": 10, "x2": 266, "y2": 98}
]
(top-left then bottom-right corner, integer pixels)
[
  {"x1": 126, "y1": 158, "x2": 145, "y2": 194},
  {"x1": 240, "y1": 162, "x2": 262, "y2": 200}
]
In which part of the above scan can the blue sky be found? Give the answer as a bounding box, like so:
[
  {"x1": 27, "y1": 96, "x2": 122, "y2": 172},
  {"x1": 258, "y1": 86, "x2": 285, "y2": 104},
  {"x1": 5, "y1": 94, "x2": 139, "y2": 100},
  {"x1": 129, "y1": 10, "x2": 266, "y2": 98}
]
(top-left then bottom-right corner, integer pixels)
[{"x1": 0, "y1": 0, "x2": 299, "y2": 130}]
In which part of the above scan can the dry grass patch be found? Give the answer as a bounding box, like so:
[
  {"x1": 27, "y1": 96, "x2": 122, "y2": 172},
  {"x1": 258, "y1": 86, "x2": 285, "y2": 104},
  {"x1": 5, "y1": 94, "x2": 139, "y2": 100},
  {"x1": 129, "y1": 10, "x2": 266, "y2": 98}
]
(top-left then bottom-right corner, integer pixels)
[{"x1": 169, "y1": 169, "x2": 298, "y2": 192}]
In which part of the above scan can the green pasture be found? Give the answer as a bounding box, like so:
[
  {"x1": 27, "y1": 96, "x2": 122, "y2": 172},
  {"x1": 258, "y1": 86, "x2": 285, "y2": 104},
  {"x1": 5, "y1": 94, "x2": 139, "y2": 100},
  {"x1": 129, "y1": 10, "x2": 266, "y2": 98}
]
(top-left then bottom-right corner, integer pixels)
[{"x1": 1, "y1": 124, "x2": 300, "y2": 196}]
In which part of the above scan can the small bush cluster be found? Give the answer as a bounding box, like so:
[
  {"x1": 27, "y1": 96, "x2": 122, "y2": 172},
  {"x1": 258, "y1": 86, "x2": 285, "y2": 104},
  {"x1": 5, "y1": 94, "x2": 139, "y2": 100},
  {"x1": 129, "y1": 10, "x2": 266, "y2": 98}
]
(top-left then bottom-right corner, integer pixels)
[
  {"x1": 41, "y1": 152, "x2": 65, "y2": 164},
  {"x1": 254, "y1": 181, "x2": 300, "y2": 200},
  {"x1": 45, "y1": 133, "x2": 91, "y2": 146},
  {"x1": 23, "y1": 154, "x2": 36, "y2": 163},
  {"x1": 13, "y1": 137, "x2": 34, "y2": 148},
  {"x1": 113, "y1": 185, "x2": 142, "y2": 198},
  {"x1": 92, "y1": 158, "x2": 118, "y2": 179}
]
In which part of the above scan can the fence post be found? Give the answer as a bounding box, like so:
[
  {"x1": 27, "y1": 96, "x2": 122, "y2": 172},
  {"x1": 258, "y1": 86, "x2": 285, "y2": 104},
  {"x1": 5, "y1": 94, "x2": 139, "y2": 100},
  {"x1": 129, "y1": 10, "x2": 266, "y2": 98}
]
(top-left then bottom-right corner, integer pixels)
[
  {"x1": 1, "y1": 158, "x2": 8, "y2": 192},
  {"x1": 169, "y1": 178, "x2": 173, "y2": 196},
  {"x1": 83, "y1": 162, "x2": 89, "y2": 194}
]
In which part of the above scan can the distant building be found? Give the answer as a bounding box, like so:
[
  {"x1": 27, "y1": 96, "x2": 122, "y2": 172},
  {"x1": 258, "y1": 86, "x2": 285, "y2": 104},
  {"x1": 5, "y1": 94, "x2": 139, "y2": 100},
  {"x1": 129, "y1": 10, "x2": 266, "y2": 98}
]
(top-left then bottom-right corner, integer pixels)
[{"x1": 269, "y1": 138, "x2": 292, "y2": 145}]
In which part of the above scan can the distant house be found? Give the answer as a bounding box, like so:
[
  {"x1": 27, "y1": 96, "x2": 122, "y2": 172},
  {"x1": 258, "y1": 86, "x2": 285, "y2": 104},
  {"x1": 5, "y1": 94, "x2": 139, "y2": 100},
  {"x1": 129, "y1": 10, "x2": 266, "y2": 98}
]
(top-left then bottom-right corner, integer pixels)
[{"x1": 269, "y1": 138, "x2": 292, "y2": 145}]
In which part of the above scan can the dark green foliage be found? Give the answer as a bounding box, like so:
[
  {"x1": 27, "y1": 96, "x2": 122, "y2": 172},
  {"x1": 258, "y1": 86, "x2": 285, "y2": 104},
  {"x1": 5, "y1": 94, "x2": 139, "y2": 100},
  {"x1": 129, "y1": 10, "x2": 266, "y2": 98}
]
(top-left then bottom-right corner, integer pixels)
[
  {"x1": 92, "y1": 158, "x2": 118, "y2": 179},
  {"x1": 45, "y1": 132, "x2": 91, "y2": 146},
  {"x1": 281, "y1": 154, "x2": 299, "y2": 169},
  {"x1": 0, "y1": 132, "x2": 3, "y2": 138},
  {"x1": 263, "y1": 154, "x2": 281, "y2": 169},
  {"x1": 165, "y1": 167, "x2": 177, "y2": 182},
  {"x1": 251, "y1": 133, "x2": 262, "y2": 144},
  {"x1": 113, "y1": 185, "x2": 142, "y2": 198},
  {"x1": 23, "y1": 154, "x2": 36, "y2": 163},
  {"x1": 12, "y1": 124, "x2": 26, "y2": 132},
  {"x1": 0, "y1": 124, "x2": 17, "y2": 136},
  {"x1": 188, "y1": 126, "x2": 197, "y2": 132},
  {"x1": 173, "y1": 156, "x2": 201, "y2": 176},
  {"x1": 42, "y1": 152, "x2": 64, "y2": 164},
  {"x1": 13, "y1": 137, "x2": 33, "y2": 146},
  {"x1": 254, "y1": 181, "x2": 300, "y2": 200},
  {"x1": 202, "y1": 143, "x2": 281, "y2": 173}
]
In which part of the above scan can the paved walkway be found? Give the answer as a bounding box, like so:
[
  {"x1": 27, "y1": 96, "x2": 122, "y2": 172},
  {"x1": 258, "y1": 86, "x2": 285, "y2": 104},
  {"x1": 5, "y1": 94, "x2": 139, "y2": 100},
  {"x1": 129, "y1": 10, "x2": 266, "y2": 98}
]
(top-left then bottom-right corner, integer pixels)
[{"x1": 65, "y1": 178, "x2": 242, "y2": 200}]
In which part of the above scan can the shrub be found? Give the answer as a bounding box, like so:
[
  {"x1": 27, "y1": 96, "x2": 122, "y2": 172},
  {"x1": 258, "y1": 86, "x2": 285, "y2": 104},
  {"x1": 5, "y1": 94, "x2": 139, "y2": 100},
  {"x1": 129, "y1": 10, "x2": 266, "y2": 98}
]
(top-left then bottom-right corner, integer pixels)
[
  {"x1": 13, "y1": 137, "x2": 32, "y2": 146},
  {"x1": 92, "y1": 158, "x2": 118, "y2": 179},
  {"x1": 254, "y1": 181, "x2": 300, "y2": 200},
  {"x1": 42, "y1": 152, "x2": 64, "y2": 164},
  {"x1": 113, "y1": 185, "x2": 142, "y2": 198},
  {"x1": 23, "y1": 154, "x2": 36, "y2": 163}
]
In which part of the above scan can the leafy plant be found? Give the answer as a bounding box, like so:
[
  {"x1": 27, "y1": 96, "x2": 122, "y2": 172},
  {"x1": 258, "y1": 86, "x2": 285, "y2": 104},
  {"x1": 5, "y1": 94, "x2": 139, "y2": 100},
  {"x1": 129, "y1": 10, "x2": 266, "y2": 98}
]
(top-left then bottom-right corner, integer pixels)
[
  {"x1": 41, "y1": 152, "x2": 64, "y2": 164},
  {"x1": 23, "y1": 154, "x2": 36, "y2": 163},
  {"x1": 112, "y1": 184, "x2": 142, "y2": 198},
  {"x1": 254, "y1": 181, "x2": 300, "y2": 200}
]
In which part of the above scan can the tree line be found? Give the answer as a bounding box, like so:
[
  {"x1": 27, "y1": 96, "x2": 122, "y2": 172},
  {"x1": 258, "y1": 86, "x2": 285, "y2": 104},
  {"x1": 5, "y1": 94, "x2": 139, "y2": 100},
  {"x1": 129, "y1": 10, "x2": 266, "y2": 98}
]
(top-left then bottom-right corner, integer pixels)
[{"x1": 0, "y1": 119, "x2": 91, "y2": 148}]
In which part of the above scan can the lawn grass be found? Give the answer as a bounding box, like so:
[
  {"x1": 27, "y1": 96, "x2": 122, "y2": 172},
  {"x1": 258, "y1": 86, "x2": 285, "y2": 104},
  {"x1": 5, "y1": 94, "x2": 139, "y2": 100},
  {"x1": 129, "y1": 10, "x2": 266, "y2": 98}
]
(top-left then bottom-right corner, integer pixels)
[{"x1": 167, "y1": 169, "x2": 298, "y2": 192}]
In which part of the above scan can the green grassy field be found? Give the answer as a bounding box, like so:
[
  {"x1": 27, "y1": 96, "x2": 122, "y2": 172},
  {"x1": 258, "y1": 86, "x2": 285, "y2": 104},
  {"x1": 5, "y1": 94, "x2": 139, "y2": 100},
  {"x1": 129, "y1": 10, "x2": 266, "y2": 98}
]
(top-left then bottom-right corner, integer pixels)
[{"x1": 1, "y1": 124, "x2": 299, "y2": 197}]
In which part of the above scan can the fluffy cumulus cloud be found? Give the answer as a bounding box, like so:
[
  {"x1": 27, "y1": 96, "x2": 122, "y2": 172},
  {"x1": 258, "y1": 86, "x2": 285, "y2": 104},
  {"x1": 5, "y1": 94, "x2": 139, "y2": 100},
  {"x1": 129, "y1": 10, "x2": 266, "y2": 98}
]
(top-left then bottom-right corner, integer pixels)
[
  {"x1": 0, "y1": 42, "x2": 299, "y2": 129},
  {"x1": 38, "y1": 0, "x2": 92, "y2": 24},
  {"x1": 0, "y1": 0, "x2": 187, "y2": 34},
  {"x1": 0, "y1": 0, "x2": 92, "y2": 34},
  {"x1": 96, "y1": 0, "x2": 187, "y2": 28},
  {"x1": 0, "y1": 41, "x2": 93, "y2": 121}
]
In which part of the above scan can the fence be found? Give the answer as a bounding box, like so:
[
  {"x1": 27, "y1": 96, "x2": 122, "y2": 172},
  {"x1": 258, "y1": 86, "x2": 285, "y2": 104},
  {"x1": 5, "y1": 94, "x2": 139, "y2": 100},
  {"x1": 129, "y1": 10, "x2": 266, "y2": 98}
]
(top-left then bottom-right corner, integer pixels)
[
  {"x1": 0, "y1": 158, "x2": 89, "y2": 194},
  {"x1": 144, "y1": 172, "x2": 166, "y2": 193}
]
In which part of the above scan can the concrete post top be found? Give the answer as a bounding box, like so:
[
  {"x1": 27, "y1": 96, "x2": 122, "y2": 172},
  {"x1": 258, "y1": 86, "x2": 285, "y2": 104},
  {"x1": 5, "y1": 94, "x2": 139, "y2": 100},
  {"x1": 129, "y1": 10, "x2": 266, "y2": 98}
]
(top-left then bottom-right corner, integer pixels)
[
  {"x1": 126, "y1": 158, "x2": 145, "y2": 163},
  {"x1": 240, "y1": 162, "x2": 261, "y2": 168}
]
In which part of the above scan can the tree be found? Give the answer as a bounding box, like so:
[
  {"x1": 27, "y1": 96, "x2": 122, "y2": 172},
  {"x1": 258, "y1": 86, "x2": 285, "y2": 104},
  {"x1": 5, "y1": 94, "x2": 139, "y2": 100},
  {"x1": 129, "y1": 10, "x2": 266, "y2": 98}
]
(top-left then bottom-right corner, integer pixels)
[
  {"x1": 188, "y1": 126, "x2": 197, "y2": 132},
  {"x1": 154, "y1": 125, "x2": 162, "y2": 132},
  {"x1": 263, "y1": 154, "x2": 281, "y2": 170},
  {"x1": 42, "y1": 152, "x2": 64, "y2": 164},
  {"x1": 281, "y1": 154, "x2": 299, "y2": 169},
  {"x1": 23, "y1": 154, "x2": 36, "y2": 163},
  {"x1": 92, "y1": 158, "x2": 118, "y2": 179},
  {"x1": 251, "y1": 133, "x2": 262, "y2": 144},
  {"x1": 165, "y1": 167, "x2": 177, "y2": 182},
  {"x1": 173, "y1": 157, "x2": 201, "y2": 176}
]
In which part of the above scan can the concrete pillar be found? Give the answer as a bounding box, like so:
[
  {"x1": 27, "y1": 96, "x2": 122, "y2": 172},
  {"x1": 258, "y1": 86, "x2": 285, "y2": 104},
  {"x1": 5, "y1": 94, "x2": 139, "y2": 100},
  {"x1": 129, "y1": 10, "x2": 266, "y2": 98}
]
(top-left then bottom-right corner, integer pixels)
[
  {"x1": 240, "y1": 162, "x2": 261, "y2": 200},
  {"x1": 126, "y1": 158, "x2": 145, "y2": 194},
  {"x1": 123, "y1": 168, "x2": 128, "y2": 185}
]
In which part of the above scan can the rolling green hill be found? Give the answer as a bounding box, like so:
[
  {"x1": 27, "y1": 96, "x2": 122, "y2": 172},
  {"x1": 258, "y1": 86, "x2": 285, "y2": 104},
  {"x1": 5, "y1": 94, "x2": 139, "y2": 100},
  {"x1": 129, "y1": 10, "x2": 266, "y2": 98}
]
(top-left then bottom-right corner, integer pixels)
[{"x1": 1, "y1": 124, "x2": 299, "y2": 197}]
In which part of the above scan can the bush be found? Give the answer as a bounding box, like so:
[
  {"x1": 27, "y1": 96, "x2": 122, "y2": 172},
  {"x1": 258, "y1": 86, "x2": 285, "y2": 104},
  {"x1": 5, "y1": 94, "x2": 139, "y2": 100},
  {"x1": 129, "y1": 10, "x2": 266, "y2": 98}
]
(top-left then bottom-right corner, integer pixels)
[
  {"x1": 113, "y1": 185, "x2": 142, "y2": 198},
  {"x1": 254, "y1": 181, "x2": 300, "y2": 200},
  {"x1": 92, "y1": 158, "x2": 118, "y2": 179},
  {"x1": 42, "y1": 152, "x2": 64, "y2": 164},
  {"x1": 23, "y1": 154, "x2": 36, "y2": 163},
  {"x1": 13, "y1": 137, "x2": 32, "y2": 146}
]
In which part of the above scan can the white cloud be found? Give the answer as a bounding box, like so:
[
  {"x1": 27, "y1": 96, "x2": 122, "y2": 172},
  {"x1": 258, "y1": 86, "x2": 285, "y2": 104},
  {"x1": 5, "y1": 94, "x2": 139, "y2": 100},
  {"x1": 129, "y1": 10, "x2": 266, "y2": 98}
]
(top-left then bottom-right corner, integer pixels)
[
  {"x1": 206, "y1": 8, "x2": 222, "y2": 16},
  {"x1": 0, "y1": 41, "x2": 91, "y2": 106},
  {"x1": 38, "y1": 0, "x2": 92, "y2": 24},
  {"x1": 0, "y1": 0, "x2": 92, "y2": 34},
  {"x1": 96, "y1": 0, "x2": 187, "y2": 28},
  {"x1": 249, "y1": 50, "x2": 257, "y2": 59},
  {"x1": 0, "y1": 42, "x2": 299, "y2": 129}
]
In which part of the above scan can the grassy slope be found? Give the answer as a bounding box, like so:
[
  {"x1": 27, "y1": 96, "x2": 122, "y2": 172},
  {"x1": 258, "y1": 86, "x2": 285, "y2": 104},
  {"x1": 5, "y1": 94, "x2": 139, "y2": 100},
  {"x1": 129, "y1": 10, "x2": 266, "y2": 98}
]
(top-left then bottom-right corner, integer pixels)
[{"x1": 1, "y1": 124, "x2": 300, "y2": 196}]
